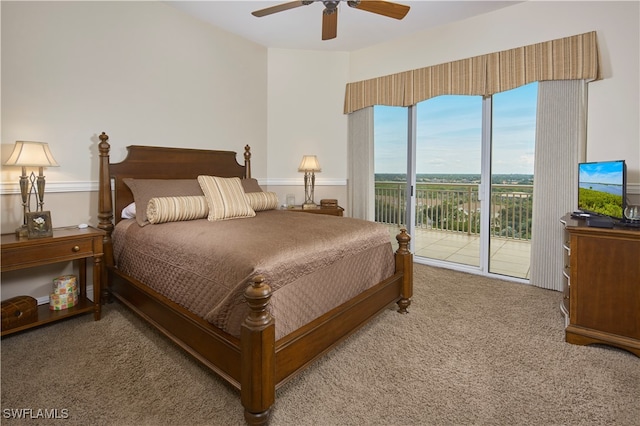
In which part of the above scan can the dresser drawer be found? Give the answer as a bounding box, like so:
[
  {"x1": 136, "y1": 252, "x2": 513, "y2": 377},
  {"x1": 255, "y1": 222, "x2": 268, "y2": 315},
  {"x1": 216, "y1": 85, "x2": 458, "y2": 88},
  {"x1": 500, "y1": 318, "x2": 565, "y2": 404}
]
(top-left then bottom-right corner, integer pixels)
[{"x1": 1, "y1": 238, "x2": 96, "y2": 271}]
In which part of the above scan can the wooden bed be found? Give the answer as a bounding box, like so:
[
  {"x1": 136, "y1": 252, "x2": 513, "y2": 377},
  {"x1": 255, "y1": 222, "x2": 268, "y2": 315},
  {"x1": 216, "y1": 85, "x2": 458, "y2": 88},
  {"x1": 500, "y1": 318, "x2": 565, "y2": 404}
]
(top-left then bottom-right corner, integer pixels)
[{"x1": 96, "y1": 132, "x2": 413, "y2": 424}]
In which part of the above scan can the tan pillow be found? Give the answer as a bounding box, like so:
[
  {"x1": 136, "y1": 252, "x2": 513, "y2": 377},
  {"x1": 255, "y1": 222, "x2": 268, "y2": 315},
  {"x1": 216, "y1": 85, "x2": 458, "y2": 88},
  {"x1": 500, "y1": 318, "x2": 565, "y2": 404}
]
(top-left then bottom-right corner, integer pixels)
[
  {"x1": 245, "y1": 192, "x2": 279, "y2": 211},
  {"x1": 197, "y1": 176, "x2": 256, "y2": 221},
  {"x1": 123, "y1": 178, "x2": 203, "y2": 226},
  {"x1": 241, "y1": 178, "x2": 263, "y2": 193},
  {"x1": 146, "y1": 196, "x2": 209, "y2": 224}
]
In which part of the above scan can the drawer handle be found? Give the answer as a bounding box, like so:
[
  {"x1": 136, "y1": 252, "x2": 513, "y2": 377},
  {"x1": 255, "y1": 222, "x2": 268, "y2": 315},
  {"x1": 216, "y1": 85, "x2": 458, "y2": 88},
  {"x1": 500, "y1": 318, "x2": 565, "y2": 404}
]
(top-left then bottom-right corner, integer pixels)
[{"x1": 72, "y1": 246, "x2": 80, "y2": 252}]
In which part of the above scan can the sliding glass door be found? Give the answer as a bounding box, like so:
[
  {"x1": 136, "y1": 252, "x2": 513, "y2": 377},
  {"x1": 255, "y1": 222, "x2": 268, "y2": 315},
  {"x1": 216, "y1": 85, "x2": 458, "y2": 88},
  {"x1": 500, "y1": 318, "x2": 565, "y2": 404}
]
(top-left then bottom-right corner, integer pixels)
[
  {"x1": 373, "y1": 106, "x2": 408, "y2": 245},
  {"x1": 374, "y1": 83, "x2": 537, "y2": 280},
  {"x1": 489, "y1": 84, "x2": 537, "y2": 278},
  {"x1": 414, "y1": 95, "x2": 483, "y2": 268}
]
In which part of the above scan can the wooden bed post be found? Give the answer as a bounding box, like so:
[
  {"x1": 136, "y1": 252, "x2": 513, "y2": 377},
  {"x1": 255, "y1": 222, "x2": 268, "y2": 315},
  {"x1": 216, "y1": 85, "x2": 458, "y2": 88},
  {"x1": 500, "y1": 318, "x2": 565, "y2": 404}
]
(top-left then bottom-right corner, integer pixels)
[
  {"x1": 97, "y1": 132, "x2": 114, "y2": 234},
  {"x1": 97, "y1": 133, "x2": 115, "y2": 299},
  {"x1": 244, "y1": 145, "x2": 252, "y2": 179},
  {"x1": 395, "y1": 229, "x2": 413, "y2": 313},
  {"x1": 241, "y1": 275, "x2": 275, "y2": 425}
]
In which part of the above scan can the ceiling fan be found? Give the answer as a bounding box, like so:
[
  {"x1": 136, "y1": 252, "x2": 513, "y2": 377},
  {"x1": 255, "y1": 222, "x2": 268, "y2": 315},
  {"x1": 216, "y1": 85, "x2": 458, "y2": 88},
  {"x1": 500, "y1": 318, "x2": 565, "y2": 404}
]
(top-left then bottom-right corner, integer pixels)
[{"x1": 251, "y1": 0, "x2": 410, "y2": 41}]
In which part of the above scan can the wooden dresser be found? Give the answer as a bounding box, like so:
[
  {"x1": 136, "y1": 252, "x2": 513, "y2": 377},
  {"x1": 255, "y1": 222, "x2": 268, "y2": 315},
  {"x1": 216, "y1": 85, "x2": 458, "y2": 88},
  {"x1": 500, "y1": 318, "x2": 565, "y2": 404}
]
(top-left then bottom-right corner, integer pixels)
[{"x1": 560, "y1": 214, "x2": 639, "y2": 356}]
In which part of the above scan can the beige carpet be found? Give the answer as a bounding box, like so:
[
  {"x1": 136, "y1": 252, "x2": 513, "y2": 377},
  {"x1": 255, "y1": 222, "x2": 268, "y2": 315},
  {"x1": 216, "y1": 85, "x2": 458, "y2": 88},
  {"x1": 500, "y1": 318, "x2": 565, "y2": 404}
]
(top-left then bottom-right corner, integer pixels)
[{"x1": 2, "y1": 264, "x2": 638, "y2": 425}]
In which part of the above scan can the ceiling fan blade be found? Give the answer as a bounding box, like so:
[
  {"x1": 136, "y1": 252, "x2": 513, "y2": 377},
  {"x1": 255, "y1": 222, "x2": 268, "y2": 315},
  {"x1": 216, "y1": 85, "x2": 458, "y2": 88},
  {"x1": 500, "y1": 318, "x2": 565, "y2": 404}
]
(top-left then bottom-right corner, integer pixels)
[
  {"x1": 322, "y1": 9, "x2": 338, "y2": 40},
  {"x1": 348, "y1": 0, "x2": 410, "y2": 20},
  {"x1": 252, "y1": 1, "x2": 309, "y2": 17}
]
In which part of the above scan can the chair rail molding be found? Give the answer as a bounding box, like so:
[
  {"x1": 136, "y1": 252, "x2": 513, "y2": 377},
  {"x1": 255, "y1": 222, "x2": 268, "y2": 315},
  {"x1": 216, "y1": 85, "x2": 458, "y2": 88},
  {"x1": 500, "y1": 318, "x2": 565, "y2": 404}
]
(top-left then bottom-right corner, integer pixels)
[{"x1": 0, "y1": 181, "x2": 98, "y2": 195}]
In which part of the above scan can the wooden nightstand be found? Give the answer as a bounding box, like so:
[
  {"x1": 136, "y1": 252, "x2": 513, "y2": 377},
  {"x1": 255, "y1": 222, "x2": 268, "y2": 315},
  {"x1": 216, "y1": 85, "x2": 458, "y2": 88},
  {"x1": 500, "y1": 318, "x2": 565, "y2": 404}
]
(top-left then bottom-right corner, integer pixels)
[
  {"x1": 286, "y1": 206, "x2": 344, "y2": 216},
  {"x1": 1, "y1": 226, "x2": 105, "y2": 336}
]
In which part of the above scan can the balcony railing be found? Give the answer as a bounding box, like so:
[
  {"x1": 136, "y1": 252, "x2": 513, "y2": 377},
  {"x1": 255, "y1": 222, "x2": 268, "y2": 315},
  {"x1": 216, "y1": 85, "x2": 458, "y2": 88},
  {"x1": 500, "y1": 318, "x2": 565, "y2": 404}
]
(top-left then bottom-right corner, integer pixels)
[{"x1": 375, "y1": 182, "x2": 533, "y2": 240}]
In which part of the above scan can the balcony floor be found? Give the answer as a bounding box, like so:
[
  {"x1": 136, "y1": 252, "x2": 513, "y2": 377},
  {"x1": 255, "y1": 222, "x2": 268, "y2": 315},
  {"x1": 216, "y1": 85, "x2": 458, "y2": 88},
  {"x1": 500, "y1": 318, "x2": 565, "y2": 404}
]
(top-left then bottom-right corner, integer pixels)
[{"x1": 385, "y1": 225, "x2": 531, "y2": 279}]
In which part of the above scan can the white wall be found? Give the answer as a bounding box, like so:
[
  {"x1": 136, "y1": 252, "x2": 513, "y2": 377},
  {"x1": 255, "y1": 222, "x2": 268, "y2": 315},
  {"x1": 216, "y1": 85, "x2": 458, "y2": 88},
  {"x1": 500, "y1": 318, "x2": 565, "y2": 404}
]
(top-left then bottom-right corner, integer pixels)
[
  {"x1": 0, "y1": 1, "x2": 268, "y2": 300},
  {"x1": 265, "y1": 48, "x2": 349, "y2": 207},
  {"x1": 348, "y1": 1, "x2": 640, "y2": 194},
  {"x1": 1, "y1": 1, "x2": 268, "y2": 234}
]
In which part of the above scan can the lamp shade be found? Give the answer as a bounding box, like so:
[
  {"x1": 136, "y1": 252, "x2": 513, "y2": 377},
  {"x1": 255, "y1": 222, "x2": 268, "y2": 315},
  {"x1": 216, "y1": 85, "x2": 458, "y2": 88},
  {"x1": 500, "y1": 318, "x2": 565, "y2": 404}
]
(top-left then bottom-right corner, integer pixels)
[
  {"x1": 298, "y1": 155, "x2": 321, "y2": 172},
  {"x1": 4, "y1": 141, "x2": 59, "y2": 167}
]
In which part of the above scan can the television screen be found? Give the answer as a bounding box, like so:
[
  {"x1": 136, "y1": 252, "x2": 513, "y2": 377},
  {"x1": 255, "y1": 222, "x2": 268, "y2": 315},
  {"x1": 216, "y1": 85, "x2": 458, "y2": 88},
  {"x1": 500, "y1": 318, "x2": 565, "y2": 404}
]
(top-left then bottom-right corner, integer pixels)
[{"x1": 578, "y1": 160, "x2": 626, "y2": 219}]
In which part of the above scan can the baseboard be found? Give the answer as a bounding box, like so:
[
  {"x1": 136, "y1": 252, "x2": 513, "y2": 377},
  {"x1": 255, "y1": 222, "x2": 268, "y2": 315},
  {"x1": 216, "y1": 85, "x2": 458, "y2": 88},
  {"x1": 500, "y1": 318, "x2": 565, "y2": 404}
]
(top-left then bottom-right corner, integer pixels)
[{"x1": 36, "y1": 288, "x2": 94, "y2": 306}]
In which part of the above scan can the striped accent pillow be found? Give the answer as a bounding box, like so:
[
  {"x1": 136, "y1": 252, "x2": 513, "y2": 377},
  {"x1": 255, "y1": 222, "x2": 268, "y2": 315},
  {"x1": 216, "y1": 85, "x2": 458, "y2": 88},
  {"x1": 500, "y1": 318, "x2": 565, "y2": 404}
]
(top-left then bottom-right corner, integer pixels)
[
  {"x1": 146, "y1": 196, "x2": 209, "y2": 224},
  {"x1": 245, "y1": 192, "x2": 279, "y2": 211},
  {"x1": 197, "y1": 176, "x2": 256, "y2": 221}
]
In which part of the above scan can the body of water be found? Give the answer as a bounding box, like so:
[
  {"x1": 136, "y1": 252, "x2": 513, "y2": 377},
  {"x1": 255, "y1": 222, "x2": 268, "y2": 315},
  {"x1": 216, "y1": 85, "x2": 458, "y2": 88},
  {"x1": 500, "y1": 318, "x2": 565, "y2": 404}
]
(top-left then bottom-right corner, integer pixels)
[{"x1": 579, "y1": 183, "x2": 623, "y2": 196}]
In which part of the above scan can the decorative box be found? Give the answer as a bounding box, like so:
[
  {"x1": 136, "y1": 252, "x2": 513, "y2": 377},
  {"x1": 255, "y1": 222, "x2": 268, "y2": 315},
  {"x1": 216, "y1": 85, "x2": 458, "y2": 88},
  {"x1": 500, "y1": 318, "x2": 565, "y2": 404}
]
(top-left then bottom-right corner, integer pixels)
[
  {"x1": 1, "y1": 295, "x2": 38, "y2": 330},
  {"x1": 320, "y1": 199, "x2": 338, "y2": 208},
  {"x1": 49, "y1": 293, "x2": 78, "y2": 310},
  {"x1": 50, "y1": 275, "x2": 79, "y2": 310}
]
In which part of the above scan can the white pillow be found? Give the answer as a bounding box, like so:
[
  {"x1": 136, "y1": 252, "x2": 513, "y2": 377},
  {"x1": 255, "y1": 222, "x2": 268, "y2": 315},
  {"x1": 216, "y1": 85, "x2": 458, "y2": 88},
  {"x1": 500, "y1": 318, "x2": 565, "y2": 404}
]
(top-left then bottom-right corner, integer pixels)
[{"x1": 121, "y1": 202, "x2": 136, "y2": 219}]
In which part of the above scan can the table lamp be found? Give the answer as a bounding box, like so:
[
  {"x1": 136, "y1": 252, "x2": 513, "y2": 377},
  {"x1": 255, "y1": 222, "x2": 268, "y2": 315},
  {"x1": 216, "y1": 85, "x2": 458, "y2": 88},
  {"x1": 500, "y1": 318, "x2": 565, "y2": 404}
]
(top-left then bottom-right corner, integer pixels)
[
  {"x1": 4, "y1": 141, "x2": 59, "y2": 237},
  {"x1": 298, "y1": 155, "x2": 321, "y2": 209}
]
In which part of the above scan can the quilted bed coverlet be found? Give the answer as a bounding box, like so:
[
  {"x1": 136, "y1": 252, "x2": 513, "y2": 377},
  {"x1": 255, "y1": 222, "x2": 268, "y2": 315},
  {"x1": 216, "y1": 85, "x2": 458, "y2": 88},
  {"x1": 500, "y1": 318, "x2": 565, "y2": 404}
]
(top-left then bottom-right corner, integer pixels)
[{"x1": 112, "y1": 210, "x2": 395, "y2": 339}]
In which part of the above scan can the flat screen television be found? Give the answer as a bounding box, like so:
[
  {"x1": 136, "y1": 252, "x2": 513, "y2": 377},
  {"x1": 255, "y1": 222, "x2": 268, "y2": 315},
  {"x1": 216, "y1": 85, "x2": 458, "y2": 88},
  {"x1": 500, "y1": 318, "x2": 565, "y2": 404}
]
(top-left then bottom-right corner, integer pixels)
[{"x1": 577, "y1": 160, "x2": 626, "y2": 219}]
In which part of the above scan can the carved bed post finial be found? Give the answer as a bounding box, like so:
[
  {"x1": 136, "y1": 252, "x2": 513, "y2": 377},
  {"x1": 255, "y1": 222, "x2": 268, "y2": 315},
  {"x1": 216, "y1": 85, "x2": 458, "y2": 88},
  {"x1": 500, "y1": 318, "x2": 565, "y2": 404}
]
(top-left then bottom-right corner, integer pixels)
[
  {"x1": 244, "y1": 145, "x2": 252, "y2": 179},
  {"x1": 395, "y1": 229, "x2": 413, "y2": 314},
  {"x1": 244, "y1": 275, "x2": 273, "y2": 328},
  {"x1": 396, "y1": 228, "x2": 410, "y2": 255},
  {"x1": 241, "y1": 275, "x2": 275, "y2": 426}
]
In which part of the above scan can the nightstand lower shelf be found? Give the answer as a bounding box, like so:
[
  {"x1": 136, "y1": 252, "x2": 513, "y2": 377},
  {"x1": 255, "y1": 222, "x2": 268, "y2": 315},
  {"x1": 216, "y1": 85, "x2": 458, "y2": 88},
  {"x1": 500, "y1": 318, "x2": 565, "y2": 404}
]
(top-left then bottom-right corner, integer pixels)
[{"x1": 1, "y1": 296, "x2": 96, "y2": 337}]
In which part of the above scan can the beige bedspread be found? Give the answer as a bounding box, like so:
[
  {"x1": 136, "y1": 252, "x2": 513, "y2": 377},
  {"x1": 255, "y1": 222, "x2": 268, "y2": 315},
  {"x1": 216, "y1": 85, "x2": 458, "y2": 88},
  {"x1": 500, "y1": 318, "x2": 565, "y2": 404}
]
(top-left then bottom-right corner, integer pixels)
[{"x1": 112, "y1": 210, "x2": 395, "y2": 339}]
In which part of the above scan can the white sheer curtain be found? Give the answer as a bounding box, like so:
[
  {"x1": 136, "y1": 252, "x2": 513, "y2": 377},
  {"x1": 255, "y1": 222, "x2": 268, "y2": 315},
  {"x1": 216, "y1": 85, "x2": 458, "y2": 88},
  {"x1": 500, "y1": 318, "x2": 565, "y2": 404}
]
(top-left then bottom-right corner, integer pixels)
[
  {"x1": 530, "y1": 80, "x2": 587, "y2": 290},
  {"x1": 347, "y1": 107, "x2": 375, "y2": 220}
]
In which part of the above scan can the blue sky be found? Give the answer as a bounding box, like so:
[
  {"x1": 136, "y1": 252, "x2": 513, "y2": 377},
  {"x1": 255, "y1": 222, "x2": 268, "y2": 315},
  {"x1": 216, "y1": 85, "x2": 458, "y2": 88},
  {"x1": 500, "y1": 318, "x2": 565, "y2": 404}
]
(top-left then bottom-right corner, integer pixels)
[
  {"x1": 579, "y1": 161, "x2": 625, "y2": 185},
  {"x1": 374, "y1": 82, "x2": 538, "y2": 175}
]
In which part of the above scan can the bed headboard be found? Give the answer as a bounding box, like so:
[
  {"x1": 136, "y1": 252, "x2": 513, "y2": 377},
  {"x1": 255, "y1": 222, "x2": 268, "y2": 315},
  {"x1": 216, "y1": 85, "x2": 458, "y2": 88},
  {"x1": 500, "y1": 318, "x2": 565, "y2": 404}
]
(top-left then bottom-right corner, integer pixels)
[{"x1": 97, "y1": 132, "x2": 251, "y2": 234}]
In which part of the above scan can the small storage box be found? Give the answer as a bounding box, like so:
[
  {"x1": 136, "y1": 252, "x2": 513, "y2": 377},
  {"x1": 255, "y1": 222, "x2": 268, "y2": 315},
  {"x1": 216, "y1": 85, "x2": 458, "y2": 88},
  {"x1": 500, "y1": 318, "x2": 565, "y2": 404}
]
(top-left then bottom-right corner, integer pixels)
[
  {"x1": 320, "y1": 199, "x2": 338, "y2": 208},
  {"x1": 1, "y1": 296, "x2": 38, "y2": 331}
]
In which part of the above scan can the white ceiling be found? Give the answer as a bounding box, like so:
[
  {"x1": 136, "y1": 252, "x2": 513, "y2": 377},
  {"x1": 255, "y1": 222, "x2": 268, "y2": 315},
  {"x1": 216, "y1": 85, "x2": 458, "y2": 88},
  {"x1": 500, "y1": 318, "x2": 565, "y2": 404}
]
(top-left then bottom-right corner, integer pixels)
[{"x1": 166, "y1": 1, "x2": 522, "y2": 52}]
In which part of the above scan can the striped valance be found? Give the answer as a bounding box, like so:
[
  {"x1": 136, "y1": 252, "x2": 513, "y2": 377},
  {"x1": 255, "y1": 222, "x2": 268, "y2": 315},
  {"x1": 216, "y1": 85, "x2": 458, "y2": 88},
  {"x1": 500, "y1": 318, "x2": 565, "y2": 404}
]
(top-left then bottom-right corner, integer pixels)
[{"x1": 344, "y1": 31, "x2": 599, "y2": 114}]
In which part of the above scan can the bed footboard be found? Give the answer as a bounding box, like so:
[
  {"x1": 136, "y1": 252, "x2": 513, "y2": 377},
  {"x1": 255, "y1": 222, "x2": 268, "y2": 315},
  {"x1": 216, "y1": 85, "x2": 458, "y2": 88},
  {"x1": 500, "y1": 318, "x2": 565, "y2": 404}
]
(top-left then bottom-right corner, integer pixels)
[{"x1": 240, "y1": 230, "x2": 412, "y2": 425}]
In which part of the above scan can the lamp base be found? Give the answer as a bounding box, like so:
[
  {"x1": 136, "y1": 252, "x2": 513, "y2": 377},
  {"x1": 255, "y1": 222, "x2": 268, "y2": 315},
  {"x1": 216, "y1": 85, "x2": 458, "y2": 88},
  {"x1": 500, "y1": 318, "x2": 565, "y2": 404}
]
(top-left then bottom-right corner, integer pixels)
[
  {"x1": 302, "y1": 202, "x2": 318, "y2": 210},
  {"x1": 15, "y1": 225, "x2": 28, "y2": 239}
]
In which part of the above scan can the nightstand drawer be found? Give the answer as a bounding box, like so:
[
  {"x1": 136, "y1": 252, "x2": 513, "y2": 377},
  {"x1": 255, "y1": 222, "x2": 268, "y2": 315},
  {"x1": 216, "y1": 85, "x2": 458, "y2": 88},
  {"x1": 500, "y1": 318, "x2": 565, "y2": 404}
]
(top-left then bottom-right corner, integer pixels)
[{"x1": 2, "y1": 238, "x2": 95, "y2": 271}]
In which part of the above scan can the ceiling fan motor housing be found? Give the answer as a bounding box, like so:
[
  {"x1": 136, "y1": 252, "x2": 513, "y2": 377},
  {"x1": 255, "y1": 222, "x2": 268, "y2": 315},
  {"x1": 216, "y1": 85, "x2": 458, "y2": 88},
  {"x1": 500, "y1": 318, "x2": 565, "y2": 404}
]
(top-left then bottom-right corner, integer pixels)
[
  {"x1": 252, "y1": 0, "x2": 410, "y2": 40},
  {"x1": 323, "y1": 1, "x2": 340, "y2": 14}
]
